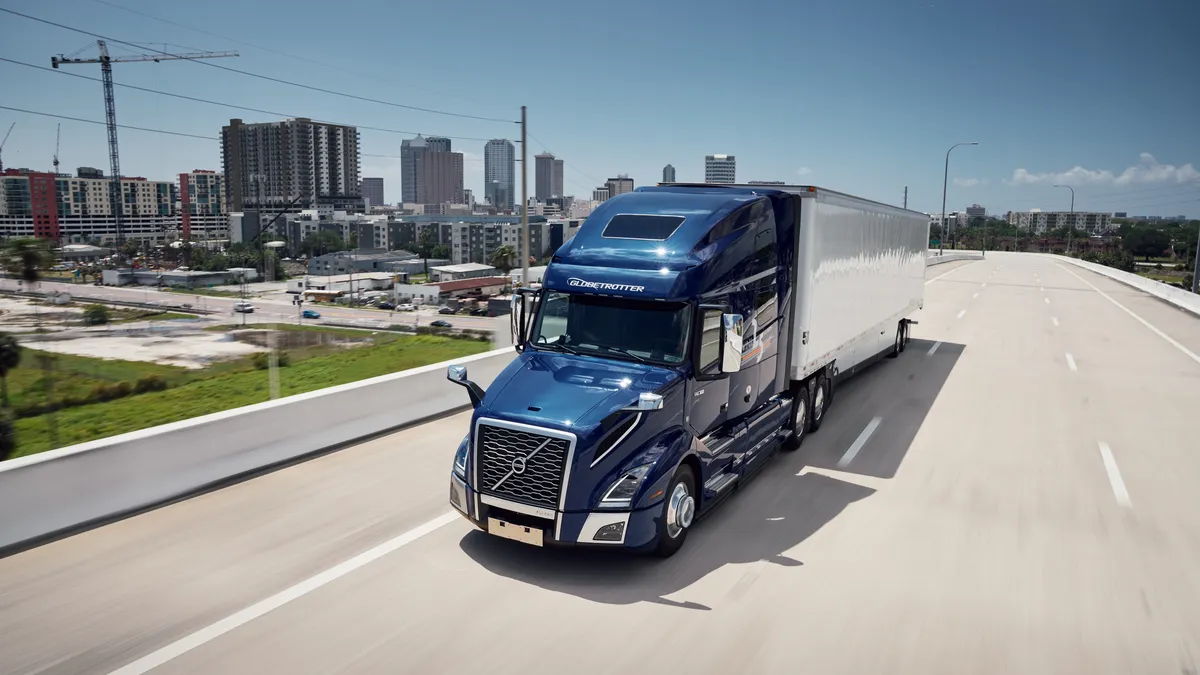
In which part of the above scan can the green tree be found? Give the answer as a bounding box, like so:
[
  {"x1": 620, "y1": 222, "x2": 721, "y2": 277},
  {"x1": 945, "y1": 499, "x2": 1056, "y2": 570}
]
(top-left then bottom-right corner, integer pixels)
[
  {"x1": 1122, "y1": 227, "x2": 1171, "y2": 261},
  {"x1": 299, "y1": 231, "x2": 347, "y2": 257},
  {"x1": 2, "y1": 237, "x2": 54, "y2": 285},
  {"x1": 490, "y1": 245, "x2": 518, "y2": 273},
  {"x1": 430, "y1": 244, "x2": 450, "y2": 260},
  {"x1": 0, "y1": 333, "x2": 21, "y2": 408},
  {"x1": 83, "y1": 304, "x2": 110, "y2": 326}
]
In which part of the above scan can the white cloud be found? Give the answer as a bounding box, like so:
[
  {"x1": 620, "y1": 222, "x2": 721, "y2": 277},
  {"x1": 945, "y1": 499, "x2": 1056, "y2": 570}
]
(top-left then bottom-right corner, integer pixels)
[
  {"x1": 796, "y1": 167, "x2": 812, "y2": 176},
  {"x1": 1008, "y1": 153, "x2": 1200, "y2": 187},
  {"x1": 953, "y1": 177, "x2": 982, "y2": 187}
]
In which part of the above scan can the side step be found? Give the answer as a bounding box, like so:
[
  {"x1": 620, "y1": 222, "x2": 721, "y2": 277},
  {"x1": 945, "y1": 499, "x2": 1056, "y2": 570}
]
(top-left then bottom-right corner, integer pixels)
[{"x1": 703, "y1": 471, "x2": 738, "y2": 495}]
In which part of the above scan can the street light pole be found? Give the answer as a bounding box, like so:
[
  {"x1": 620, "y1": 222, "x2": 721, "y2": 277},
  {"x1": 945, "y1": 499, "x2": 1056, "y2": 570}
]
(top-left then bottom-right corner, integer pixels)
[
  {"x1": 1054, "y1": 184, "x2": 1075, "y2": 253},
  {"x1": 940, "y1": 142, "x2": 979, "y2": 255}
]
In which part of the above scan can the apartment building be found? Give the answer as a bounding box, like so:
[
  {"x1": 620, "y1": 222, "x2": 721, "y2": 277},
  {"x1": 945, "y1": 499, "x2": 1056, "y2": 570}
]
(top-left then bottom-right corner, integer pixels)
[
  {"x1": 1006, "y1": 210, "x2": 1113, "y2": 234},
  {"x1": 0, "y1": 168, "x2": 175, "y2": 243}
]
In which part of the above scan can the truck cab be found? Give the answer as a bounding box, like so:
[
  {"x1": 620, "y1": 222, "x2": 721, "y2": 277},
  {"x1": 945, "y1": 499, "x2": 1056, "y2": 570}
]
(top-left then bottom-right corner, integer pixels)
[{"x1": 447, "y1": 186, "x2": 802, "y2": 557}]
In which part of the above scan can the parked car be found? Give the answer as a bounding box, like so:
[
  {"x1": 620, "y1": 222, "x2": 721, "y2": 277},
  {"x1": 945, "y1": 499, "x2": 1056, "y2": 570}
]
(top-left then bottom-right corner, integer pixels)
[
  {"x1": 469, "y1": 307, "x2": 489, "y2": 316},
  {"x1": 377, "y1": 301, "x2": 395, "y2": 310},
  {"x1": 397, "y1": 303, "x2": 416, "y2": 311},
  {"x1": 438, "y1": 306, "x2": 456, "y2": 315},
  {"x1": 430, "y1": 320, "x2": 452, "y2": 328},
  {"x1": 233, "y1": 302, "x2": 255, "y2": 313},
  {"x1": 302, "y1": 309, "x2": 320, "y2": 319}
]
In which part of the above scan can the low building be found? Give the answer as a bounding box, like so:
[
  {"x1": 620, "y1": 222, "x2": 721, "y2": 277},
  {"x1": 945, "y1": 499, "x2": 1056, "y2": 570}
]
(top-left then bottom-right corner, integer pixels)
[
  {"x1": 291, "y1": 272, "x2": 401, "y2": 296},
  {"x1": 306, "y1": 249, "x2": 418, "y2": 275},
  {"x1": 101, "y1": 267, "x2": 255, "y2": 288},
  {"x1": 510, "y1": 265, "x2": 547, "y2": 284},
  {"x1": 1006, "y1": 210, "x2": 1113, "y2": 234},
  {"x1": 429, "y1": 262, "x2": 498, "y2": 282},
  {"x1": 393, "y1": 275, "x2": 510, "y2": 304},
  {"x1": 58, "y1": 243, "x2": 112, "y2": 261}
]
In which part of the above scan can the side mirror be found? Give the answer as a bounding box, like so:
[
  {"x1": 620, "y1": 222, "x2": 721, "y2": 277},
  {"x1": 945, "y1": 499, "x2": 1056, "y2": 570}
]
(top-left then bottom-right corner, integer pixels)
[
  {"x1": 621, "y1": 392, "x2": 664, "y2": 412},
  {"x1": 721, "y1": 313, "x2": 743, "y2": 374},
  {"x1": 509, "y1": 294, "x2": 524, "y2": 352},
  {"x1": 447, "y1": 364, "x2": 485, "y2": 409}
]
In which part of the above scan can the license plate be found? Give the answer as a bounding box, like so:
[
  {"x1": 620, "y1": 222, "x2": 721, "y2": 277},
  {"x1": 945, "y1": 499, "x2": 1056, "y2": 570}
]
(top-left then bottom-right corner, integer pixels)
[{"x1": 487, "y1": 517, "x2": 543, "y2": 547}]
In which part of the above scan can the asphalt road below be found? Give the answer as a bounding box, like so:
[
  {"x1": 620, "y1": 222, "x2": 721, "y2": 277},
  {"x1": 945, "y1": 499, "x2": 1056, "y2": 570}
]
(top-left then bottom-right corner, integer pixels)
[{"x1": 2, "y1": 253, "x2": 1199, "y2": 674}]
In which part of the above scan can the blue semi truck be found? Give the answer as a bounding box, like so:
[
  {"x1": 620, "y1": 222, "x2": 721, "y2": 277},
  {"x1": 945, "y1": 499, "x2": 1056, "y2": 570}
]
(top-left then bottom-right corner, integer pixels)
[{"x1": 447, "y1": 184, "x2": 929, "y2": 556}]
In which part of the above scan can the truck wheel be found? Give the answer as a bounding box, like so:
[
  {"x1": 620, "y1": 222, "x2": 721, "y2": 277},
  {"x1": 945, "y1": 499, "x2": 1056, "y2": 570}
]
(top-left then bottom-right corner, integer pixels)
[
  {"x1": 783, "y1": 386, "x2": 810, "y2": 451},
  {"x1": 654, "y1": 465, "x2": 696, "y2": 558},
  {"x1": 810, "y1": 375, "x2": 830, "y2": 432}
]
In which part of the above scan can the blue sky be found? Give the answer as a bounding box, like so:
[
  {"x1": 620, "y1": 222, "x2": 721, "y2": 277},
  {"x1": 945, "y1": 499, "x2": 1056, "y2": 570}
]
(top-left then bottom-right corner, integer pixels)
[{"x1": 1, "y1": 0, "x2": 1197, "y2": 217}]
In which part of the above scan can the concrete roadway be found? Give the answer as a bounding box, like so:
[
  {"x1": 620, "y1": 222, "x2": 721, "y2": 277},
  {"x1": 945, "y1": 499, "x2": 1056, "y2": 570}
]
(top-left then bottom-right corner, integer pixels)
[{"x1": 2, "y1": 253, "x2": 1199, "y2": 674}]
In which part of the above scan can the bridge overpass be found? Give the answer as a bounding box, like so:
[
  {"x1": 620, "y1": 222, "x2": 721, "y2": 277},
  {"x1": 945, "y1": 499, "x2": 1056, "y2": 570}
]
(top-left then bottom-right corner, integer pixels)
[{"x1": 2, "y1": 253, "x2": 1199, "y2": 674}]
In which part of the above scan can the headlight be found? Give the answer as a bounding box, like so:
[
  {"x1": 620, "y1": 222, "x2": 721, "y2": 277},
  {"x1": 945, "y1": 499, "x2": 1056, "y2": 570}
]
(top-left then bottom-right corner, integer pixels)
[
  {"x1": 453, "y1": 435, "x2": 469, "y2": 478},
  {"x1": 600, "y1": 464, "x2": 651, "y2": 508}
]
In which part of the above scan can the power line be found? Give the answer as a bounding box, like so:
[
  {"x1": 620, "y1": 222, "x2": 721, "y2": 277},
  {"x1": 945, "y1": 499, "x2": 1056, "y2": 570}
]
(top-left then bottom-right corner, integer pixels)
[
  {"x1": 525, "y1": 130, "x2": 604, "y2": 186},
  {"x1": 0, "y1": 7, "x2": 518, "y2": 124},
  {"x1": 0, "y1": 105, "x2": 215, "y2": 140},
  {"x1": 0, "y1": 57, "x2": 495, "y2": 142}
]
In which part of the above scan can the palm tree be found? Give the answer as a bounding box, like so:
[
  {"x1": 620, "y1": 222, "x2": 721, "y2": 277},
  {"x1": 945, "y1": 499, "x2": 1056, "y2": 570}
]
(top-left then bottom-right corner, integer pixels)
[
  {"x1": 490, "y1": 245, "x2": 518, "y2": 273},
  {"x1": 0, "y1": 333, "x2": 20, "y2": 409},
  {"x1": 2, "y1": 237, "x2": 53, "y2": 286}
]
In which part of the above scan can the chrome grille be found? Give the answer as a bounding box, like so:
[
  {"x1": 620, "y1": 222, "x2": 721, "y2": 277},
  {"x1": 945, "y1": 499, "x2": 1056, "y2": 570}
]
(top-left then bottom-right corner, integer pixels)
[{"x1": 477, "y1": 423, "x2": 570, "y2": 510}]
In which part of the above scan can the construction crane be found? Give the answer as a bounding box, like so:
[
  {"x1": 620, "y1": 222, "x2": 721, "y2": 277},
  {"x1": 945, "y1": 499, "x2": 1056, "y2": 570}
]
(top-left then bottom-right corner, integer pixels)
[
  {"x1": 0, "y1": 122, "x2": 14, "y2": 172},
  {"x1": 51, "y1": 40, "x2": 237, "y2": 245},
  {"x1": 53, "y1": 123, "x2": 60, "y2": 174}
]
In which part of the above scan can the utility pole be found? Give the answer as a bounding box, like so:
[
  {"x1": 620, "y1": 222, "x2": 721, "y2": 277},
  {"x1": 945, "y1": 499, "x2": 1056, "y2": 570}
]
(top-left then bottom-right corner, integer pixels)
[
  {"x1": 52, "y1": 41, "x2": 237, "y2": 247},
  {"x1": 903, "y1": 186, "x2": 907, "y2": 209},
  {"x1": 520, "y1": 105, "x2": 529, "y2": 287}
]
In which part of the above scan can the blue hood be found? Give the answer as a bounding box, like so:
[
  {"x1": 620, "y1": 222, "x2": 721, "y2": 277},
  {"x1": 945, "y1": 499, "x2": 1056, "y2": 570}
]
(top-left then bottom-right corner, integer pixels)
[{"x1": 480, "y1": 350, "x2": 680, "y2": 430}]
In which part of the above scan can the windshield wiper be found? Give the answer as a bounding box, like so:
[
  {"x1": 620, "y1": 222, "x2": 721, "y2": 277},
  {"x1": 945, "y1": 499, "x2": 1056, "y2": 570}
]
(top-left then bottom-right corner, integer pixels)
[
  {"x1": 538, "y1": 337, "x2": 580, "y2": 355},
  {"x1": 600, "y1": 346, "x2": 648, "y2": 363}
]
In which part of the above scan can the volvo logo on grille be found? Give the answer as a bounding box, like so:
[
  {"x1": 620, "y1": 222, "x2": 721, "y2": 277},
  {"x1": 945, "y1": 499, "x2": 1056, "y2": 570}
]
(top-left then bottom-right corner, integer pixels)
[
  {"x1": 491, "y1": 437, "x2": 553, "y2": 491},
  {"x1": 511, "y1": 456, "x2": 527, "y2": 474}
]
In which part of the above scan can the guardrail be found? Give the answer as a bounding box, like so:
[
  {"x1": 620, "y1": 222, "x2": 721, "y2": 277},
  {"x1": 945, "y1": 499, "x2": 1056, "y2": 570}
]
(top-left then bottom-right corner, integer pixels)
[
  {"x1": 1051, "y1": 254, "x2": 1200, "y2": 318},
  {"x1": 927, "y1": 251, "x2": 984, "y2": 266},
  {"x1": 0, "y1": 253, "x2": 980, "y2": 553}
]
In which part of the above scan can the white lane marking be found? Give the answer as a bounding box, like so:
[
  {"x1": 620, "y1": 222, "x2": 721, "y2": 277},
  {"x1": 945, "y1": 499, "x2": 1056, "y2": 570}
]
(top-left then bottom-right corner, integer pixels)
[
  {"x1": 981, "y1": 282, "x2": 987, "y2": 288},
  {"x1": 972, "y1": 292, "x2": 979, "y2": 300},
  {"x1": 925, "y1": 264, "x2": 968, "y2": 285},
  {"x1": 1039, "y1": 286, "x2": 1045, "y2": 292},
  {"x1": 957, "y1": 309, "x2": 967, "y2": 319},
  {"x1": 1066, "y1": 353, "x2": 1077, "y2": 372},
  {"x1": 1052, "y1": 317, "x2": 1060, "y2": 327},
  {"x1": 837, "y1": 417, "x2": 883, "y2": 468},
  {"x1": 105, "y1": 512, "x2": 460, "y2": 675},
  {"x1": 1057, "y1": 264, "x2": 1200, "y2": 367},
  {"x1": 926, "y1": 341, "x2": 942, "y2": 356},
  {"x1": 1044, "y1": 297, "x2": 1051, "y2": 305},
  {"x1": 1097, "y1": 442, "x2": 1132, "y2": 508}
]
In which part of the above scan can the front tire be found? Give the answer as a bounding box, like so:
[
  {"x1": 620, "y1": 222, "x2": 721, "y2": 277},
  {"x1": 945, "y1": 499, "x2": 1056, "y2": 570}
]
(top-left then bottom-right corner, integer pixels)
[{"x1": 653, "y1": 465, "x2": 696, "y2": 558}]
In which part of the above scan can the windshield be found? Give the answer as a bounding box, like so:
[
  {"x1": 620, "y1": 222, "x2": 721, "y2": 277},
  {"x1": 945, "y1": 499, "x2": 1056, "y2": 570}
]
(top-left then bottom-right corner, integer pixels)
[{"x1": 531, "y1": 292, "x2": 692, "y2": 365}]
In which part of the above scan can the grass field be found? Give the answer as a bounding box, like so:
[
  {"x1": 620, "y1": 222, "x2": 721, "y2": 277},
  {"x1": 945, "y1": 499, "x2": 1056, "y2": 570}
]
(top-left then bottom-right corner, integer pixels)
[
  {"x1": 5, "y1": 352, "x2": 187, "y2": 413},
  {"x1": 9, "y1": 333, "x2": 489, "y2": 457}
]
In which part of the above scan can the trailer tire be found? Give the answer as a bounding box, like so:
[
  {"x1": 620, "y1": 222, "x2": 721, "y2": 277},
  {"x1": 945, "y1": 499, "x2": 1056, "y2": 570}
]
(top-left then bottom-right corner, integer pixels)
[
  {"x1": 653, "y1": 465, "x2": 696, "y2": 558},
  {"x1": 783, "y1": 385, "x2": 810, "y2": 452},
  {"x1": 810, "y1": 375, "x2": 830, "y2": 432}
]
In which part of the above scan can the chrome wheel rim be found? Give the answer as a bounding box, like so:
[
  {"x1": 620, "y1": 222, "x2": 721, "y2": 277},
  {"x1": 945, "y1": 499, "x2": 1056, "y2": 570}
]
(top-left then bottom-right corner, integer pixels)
[
  {"x1": 795, "y1": 397, "x2": 807, "y2": 435},
  {"x1": 814, "y1": 385, "x2": 825, "y2": 420},
  {"x1": 665, "y1": 481, "x2": 694, "y2": 539}
]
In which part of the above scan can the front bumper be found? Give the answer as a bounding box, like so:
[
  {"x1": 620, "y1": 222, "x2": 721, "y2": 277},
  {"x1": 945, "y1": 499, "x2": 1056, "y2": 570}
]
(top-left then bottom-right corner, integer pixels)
[{"x1": 450, "y1": 474, "x2": 659, "y2": 549}]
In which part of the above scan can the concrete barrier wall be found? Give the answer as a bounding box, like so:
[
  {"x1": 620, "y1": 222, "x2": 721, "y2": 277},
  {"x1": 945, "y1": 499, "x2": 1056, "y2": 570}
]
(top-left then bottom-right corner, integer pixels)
[
  {"x1": 0, "y1": 348, "x2": 516, "y2": 551},
  {"x1": 0, "y1": 253, "x2": 981, "y2": 552},
  {"x1": 927, "y1": 251, "x2": 984, "y2": 266},
  {"x1": 1051, "y1": 254, "x2": 1200, "y2": 318}
]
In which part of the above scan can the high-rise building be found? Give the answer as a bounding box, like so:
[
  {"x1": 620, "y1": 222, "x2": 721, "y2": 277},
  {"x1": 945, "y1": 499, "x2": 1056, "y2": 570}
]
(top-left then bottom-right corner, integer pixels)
[
  {"x1": 416, "y1": 151, "x2": 464, "y2": 205},
  {"x1": 463, "y1": 188, "x2": 474, "y2": 208},
  {"x1": 360, "y1": 177, "x2": 384, "y2": 209},
  {"x1": 484, "y1": 139, "x2": 516, "y2": 209},
  {"x1": 593, "y1": 187, "x2": 610, "y2": 202},
  {"x1": 426, "y1": 136, "x2": 452, "y2": 154},
  {"x1": 605, "y1": 175, "x2": 634, "y2": 198},
  {"x1": 662, "y1": 164, "x2": 676, "y2": 183},
  {"x1": 535, "y1": 153, "x2": 556, "y2": 201},
  {"x1": 705, "y1": 154, "x2": 736, "y2": 184},
  {"x1": 966, "y1": 204, "x2": 986, "y2": 218},
  {"x1": 401, "y1": 135, "x2": 427, "y2": 204},
  {"x1": 553, "y1": 158, "x2": 564, "y2": 198},
  {"x1": 221, "y1": 117, "x2": 362, "y2": 212},
  {"x1": 178, "y1": 170, "x2": 227, "y2": 241}
]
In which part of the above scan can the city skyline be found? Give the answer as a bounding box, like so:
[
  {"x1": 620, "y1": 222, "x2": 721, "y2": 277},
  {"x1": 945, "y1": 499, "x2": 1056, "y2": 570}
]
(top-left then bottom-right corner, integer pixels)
[{"x1": 0, "y1": 1, "x2": 1196, "y2": 217}]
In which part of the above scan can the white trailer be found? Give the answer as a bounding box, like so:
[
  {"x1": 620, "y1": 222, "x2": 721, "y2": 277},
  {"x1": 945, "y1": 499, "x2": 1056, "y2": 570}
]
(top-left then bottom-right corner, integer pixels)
[{"x1": 787, "y1": 188, "x2": 930, "y2": 382}]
